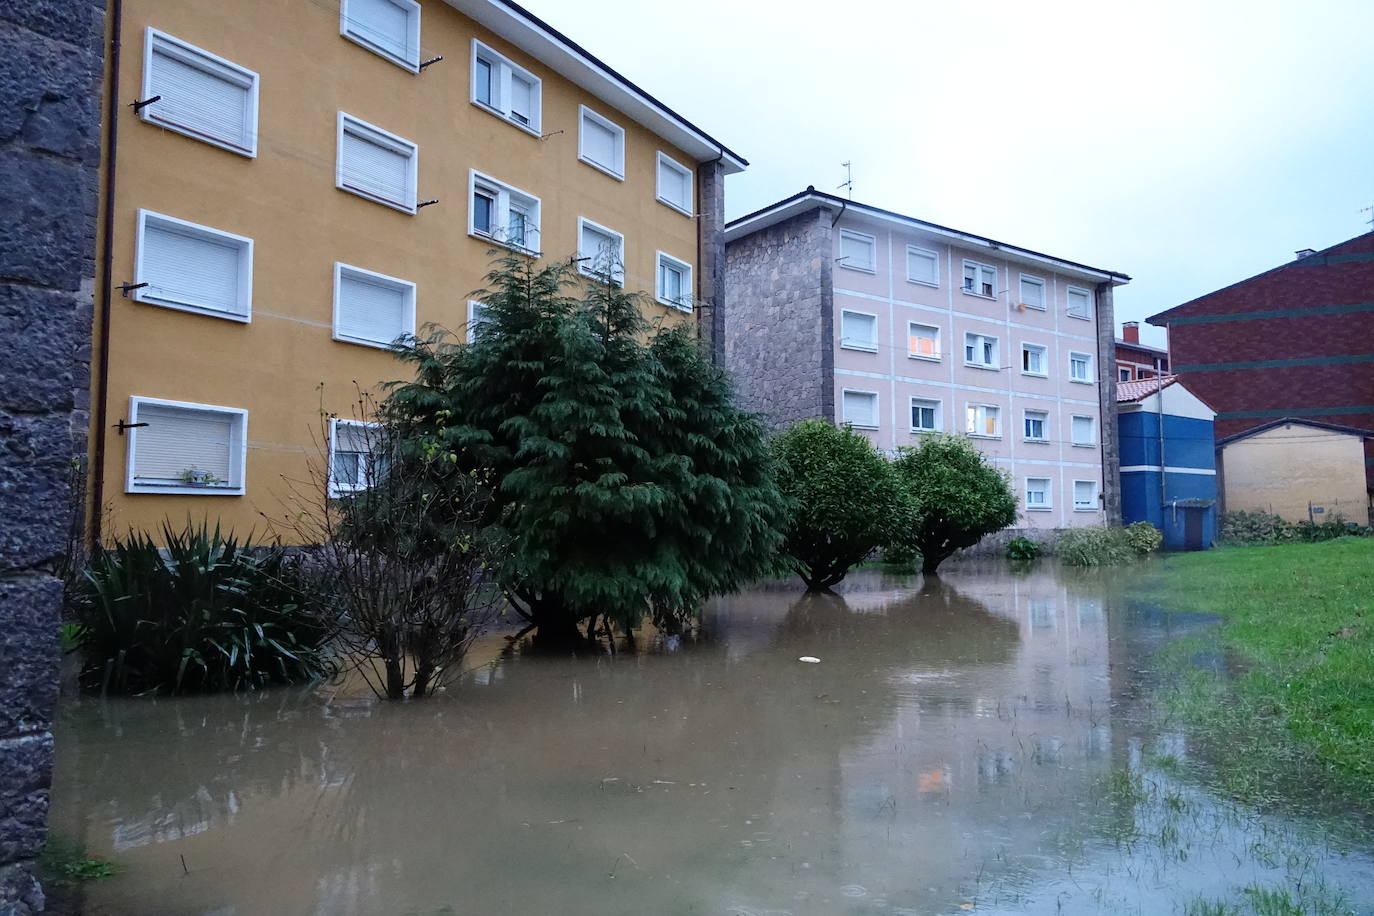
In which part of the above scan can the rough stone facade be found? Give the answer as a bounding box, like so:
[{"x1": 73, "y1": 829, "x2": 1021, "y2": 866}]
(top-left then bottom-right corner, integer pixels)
[
  {"x1": 0, "y1": 2, "x2": 104, "y2": 912},
  {"x1": 722, "y1": 208, "x2": 834, "y2": 428},
  {"x1": 1095, "y1": 283, "x2": 1121, "y2": 525},
  {"x1": 695, "y1": 159, "x2": 726, "y2": 362}
]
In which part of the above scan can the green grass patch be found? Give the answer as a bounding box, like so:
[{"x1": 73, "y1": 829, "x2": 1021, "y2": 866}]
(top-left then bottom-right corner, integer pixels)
[
  {"x1": 1138, "y1": 539, "x2": 1374, "y2": 808},
  {"x1": 38, "y1": 835, "x2": 118, "y2": 889}
]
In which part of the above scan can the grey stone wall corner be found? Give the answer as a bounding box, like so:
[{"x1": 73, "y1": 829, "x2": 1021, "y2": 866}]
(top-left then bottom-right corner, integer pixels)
[
  {"x1": 695, "y1": 159, "x2": 726, "y2": 363},
  {"x1": 814, "y1": 209, "x2": 836, "y2": 423},
  {"x1": 1096, "y1": 282, "x2": 1121, "y2": 525}
]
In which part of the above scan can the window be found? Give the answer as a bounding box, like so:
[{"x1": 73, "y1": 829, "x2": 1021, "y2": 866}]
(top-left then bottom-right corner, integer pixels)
[
  {"x1": 908, "y1": 322, "x2": 941, "y2": 360},
  {"x1": 910, "y1": 397, "x2": 941, "y2": 432},
  {"x1": 1069, "y1": 351, "x2": 1093, "y2": 383},
  {"x1": 577, "y1": 218, "x2": 625, "y2": 284},
  {"x1": 1119, "y1": 367, "x2": 1132, "y2": 382},
  {"x1": 466, "y1": 300, "x2": 489, "y2": 343},
  {"x1": 843, "y1": 390, "x2": 879, "y2": 429},
  {"x1": 579, "y1": 106, "x2": 625, "y2": 179},
  {"x1": 134, "y1": 209, "x2": 253, "y2": 321},
  {"x1": 1071, "y1": 414, "x2": 1095, "y2": 446},
  {"x1": 333, "y1": 263, "x2": 415, "y2": 349},
  {"x1": 1067, "y1": 286, "x2": 1092, "y2": 319},
  {"x1": 907, "y1": 246, "x2": 939, "y2": 286},
  {"x1": 1023, "y1": 410, "x2": 1048, "y2": 442},
  {"x1": 471, "y1": 41, "x2": 541, "y2": 132},
  {"x1": 1021, "y1": 343, "x2": 1047, "y2": 376},
  {"x1": 1073, "y1": 479, "x2": 1098, "y2": 511},
  {"x1": 336, "y1": 113, "x2": 418, "y2": 213},
  {"x1": 1025, "y1": 477, "x2": 1052, "y2": 510},
  {"x1": 962, "y1": 260, "x2": 996, "y2": 297},
  {"x1": 329, "y1": 419, "x2": 386, "y2": 496},
  {"x1": 965, "y1": 403, "x2": 1000, "y2": 438},
  {"x1": 1138, "y1": 368, "x2": 1152, "y2": 379},
  {"x1": 125, "y1": 397, "x2": 247, "y2": 495},
  {"x1": 141, "y1": 29, "x2": 259, "y2": 156},
  {"x1": 840, "y1": 310, "x2": 877, "y2": 352},
  {"x1": 656, "y1": 252, "x2": 692, "y2": 310},
  {"x1": 839, "y1": 230, "x2": 876, "y2": 272},
  {"x1": 964, "y1": 332, "x2": 999, "y2": 368},
  {"x1": 469, "y1": 170, "x2": 540, "y2": 252},
  {"x1": 341, "y1": 0, "x2": 420, "y2": 71},
  {"x1": 656, "y1": 153, "x2": 693, "y2": 215},
  {"x1": 1019, "y1": 274, "x2": 1045, "y2": 310}
]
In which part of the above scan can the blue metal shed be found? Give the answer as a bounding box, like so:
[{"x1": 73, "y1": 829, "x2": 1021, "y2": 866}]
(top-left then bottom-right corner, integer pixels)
[{"x1": 1117, "y1": 376, "x2": 1218, "y2": 550}]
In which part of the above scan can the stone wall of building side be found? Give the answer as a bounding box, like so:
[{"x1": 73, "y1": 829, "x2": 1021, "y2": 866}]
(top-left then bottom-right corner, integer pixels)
[{"x1": 92, "y1": 0, "x2": 717, "y2": 539}]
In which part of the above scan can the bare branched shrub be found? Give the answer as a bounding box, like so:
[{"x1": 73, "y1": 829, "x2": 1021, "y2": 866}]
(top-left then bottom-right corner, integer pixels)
[{"x1": 274, "y1": 394, "x2": 507, "y2": 699}]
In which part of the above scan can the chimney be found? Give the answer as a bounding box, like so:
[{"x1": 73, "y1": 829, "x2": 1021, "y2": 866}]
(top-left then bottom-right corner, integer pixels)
[
  {"x1": 1295, "y1": 248, "x2": 1317, "y2": 260},
  {"x1": 1122, "y1": 321, "x2": 1140, "y2": 344}
]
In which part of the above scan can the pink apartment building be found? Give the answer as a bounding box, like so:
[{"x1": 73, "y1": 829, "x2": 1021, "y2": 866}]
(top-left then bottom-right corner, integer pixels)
[{"x1": 722, "y1": 189, "x2": 1130, "y2": 532}]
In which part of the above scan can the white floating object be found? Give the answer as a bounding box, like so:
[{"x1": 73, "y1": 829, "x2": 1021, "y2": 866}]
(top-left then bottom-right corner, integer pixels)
[{"x1": 798, "y1": 656, "x2": 821, "y2": 664}]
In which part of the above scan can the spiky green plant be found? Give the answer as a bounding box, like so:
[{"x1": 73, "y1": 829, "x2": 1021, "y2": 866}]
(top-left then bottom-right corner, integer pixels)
[{"x1": 75, "y1": 521, "x2": 336, "y2": 694}]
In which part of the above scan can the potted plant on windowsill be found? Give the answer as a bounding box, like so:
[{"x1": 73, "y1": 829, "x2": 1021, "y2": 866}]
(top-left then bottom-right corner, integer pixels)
[{"x1": 178, "y1": 467, "x2": 222, "y2": 488}]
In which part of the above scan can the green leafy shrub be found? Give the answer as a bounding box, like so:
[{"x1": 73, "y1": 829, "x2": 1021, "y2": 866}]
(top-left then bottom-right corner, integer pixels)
[
  {"x1": 1220, "y1": 510, "x2": 1370, "y2": 545},
  {"x1": 1056, "y1": 526, "x2": 1135, "y2": 567},
  {"x1": 1006, "y1": 536, "x2": 1042, "y2": 561},
  {"x1": 75, "y1": 521, "x2": 336, "y2": 695},
  {"x1": 1123, "y1": 521, "x2": 1164, "y2": 554}
]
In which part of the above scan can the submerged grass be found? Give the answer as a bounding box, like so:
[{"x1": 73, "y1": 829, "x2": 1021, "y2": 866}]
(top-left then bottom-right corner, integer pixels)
[{"x1": 1138, "y1": 539, "x2": 1374, "y2": 808}]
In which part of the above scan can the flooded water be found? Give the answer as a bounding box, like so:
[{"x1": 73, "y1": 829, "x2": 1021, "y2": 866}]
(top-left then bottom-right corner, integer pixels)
[{"x1": 49, "y1": 563, "x2": 1374, "y2": 915}]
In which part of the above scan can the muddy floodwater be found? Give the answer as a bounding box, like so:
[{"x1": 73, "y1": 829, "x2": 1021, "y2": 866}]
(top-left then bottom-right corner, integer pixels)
[{"x1": 49, "y1": 563, "x2": 1374, "y2": 915}]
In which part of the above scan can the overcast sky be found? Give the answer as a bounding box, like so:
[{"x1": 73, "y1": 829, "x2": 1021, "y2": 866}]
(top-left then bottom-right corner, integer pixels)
[{"x1": 538, "y1": 0, "x2": 1374, "y2": 347}]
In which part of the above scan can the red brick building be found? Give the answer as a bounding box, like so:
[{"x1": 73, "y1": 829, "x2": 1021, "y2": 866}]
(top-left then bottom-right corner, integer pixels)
[
  {"x1": 1148, "y1": 231, "x2": 1374, "y2": 488},
  {"x1": 1115, "y1": 321, "x2": 1169, "y2": 381}
]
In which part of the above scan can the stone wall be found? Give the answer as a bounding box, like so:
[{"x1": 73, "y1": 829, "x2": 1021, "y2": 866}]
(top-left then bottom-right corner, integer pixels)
[
  {"x1": 1095, "y1": 283, "x2": 1121, "y2": 524},
  {"x1": 695, "y1": 159, "x2": 726, "y2": 362},
  {"x1": 0, "y1": 2, "x2": 104, "y2": 912},
  {"x1": 722, "y1": 207, "x2": 833, "y2": 428}
]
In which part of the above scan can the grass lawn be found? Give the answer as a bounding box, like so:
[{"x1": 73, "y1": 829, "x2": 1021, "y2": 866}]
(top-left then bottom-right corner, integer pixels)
[{"x1": 1140, "y1": 538, "x2": 1374, "y2": 807}]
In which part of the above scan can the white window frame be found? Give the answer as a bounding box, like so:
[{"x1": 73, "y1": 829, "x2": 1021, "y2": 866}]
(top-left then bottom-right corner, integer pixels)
[
  {"x1": 578, "y1": 105, "x2": 625, "y2": 180},
  {"x1": 1071, "y1": 414, "x2": 1096, "y2": 447},
  {"x1": 655, "y1": 152, "x2": 694, "y2": 216},
  {"x1": 336, "y1": 112, "x2": 419, "y2": 214},
  {"x1": 964, "y1": 332, "x2": 999, "y2": 369},
  {"x1": 1025, "y1": 477, "x2": 1053, "y2": 510},
  {"x1": 466, "y1": 299, "x2": 489, "y2": 343},
  {"x1": 907, "y1": 322, "x2": 941, "y2": 361},
  {"x1": 906, "y1": 245, "x2": 940, "y2": 287},
  {"x1": 965, "y1": 402, "x2": 1001, "y2": 439},
  {"x1": 141, "y1": 29, "x2": 260, "y2": 157},
  {"x1": 1019, "y1": 273, "x2": 1046, "y2": 310},
  {"x1": 468, "y1": 169, "x2": 540, "y2": 253},
  {"x1": 839, "y1": 309, "x2": 878, "y2": 353},
  {"x1": 329, "y1": 418, "x2": 382, "y2": 497},
  {"x1": 910, "y1": 397, "x2": 941, "y2": 433},
  {"x1": 838, "y1": 229, "x2": 877, "y2": 273},
  {"x1": 470, "y1": 40, "x2": 541, "y2": 135},
  {"x1": 332, "y1": 262, "x2": 416, "y2": 350},
  {"x1": 134, "y1": 209, "x2": 253, "y2": 322},
  {"x1": 656, "y1": 251, "x2": 693, "y2": 311},
  {"x1": 1069, "y1": 350, "x2": 1094, "y2": 384},
  {"x1": 1073, "y1": 479, "x2": 1099, "y2": 511},
  {"x1": 1119, "y1": 367, "x2": 1132, "y2": 382},
  {"x1": 124, "y1": 396, "x2": 247, "y2": 496},
  {"x1": 1022, "y1": 409, "x2": 1049, "y2": 443},
  {"x1": 1020, "y1": 342, "x2": 1048, "y2": 377},
  {"x1": 576, "y1": 217, "x2": 625, "y2": 284},
  {"x1": 961, "y1": 259, "x2": 997, "y2": 298},
  {"x1": 340, "y1": 0, "x2": 421, "y2": 72},
  {"x1": 1066, "y1": 285, "x2": 1093, "y2": 320},
  {"x1": 842, "y1": 389, "x2": 880, "y2": 430}
]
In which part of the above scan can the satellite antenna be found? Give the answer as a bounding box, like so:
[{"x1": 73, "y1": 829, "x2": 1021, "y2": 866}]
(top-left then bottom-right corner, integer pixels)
[{"x1": 838, "y1": 161, "x2": 854, "y2": 200}]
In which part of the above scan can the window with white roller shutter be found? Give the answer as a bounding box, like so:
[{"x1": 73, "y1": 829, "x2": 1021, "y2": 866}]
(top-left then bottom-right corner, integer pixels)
[
  {"x1": 471, "y1": 41, "x2": 542, "y2": 133},
  {"x1": 656, "y1": 153, "x2": 693, "y2": 215},
  {"x1": 842, "y1": 390, "x2": 879, "y2": 429},
  {"x1": 577, "y1": 218, "x2": 624, "y2": 284},
  {"x1": 340, "y1": 0, "x2": 420, "y2": 71},
  {"x1": 336, "y1": 113, "x2": 418, "y2": 213},
  {"x1": 333, "y1": 263, "x2": 415, "y2": 348},
  {"x1": 578, "y1": 106, "x2": 625, "y2": 179},
  {"x1": 125, "y1": 397, "x2": 247, "y2": 495},
  {"x1": 329, "y1": 419, "x2": 383, "y2": 496},
  {"x1": 135, "y1": 210, "x2": 253, "y2": 321},
  {"x1": 141, "y1": 29, "x2": 259, "y2": 156}
]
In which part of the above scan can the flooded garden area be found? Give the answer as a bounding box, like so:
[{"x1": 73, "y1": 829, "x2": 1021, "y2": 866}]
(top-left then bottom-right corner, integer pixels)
[{"x1": 48, "y1": 562, "x2": 1374, "y2": 915}]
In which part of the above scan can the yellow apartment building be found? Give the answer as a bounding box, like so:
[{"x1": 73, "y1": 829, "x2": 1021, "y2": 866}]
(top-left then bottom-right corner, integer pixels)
[{"x1": 89, "y1": 0, "x2": 746, "y2": 540}]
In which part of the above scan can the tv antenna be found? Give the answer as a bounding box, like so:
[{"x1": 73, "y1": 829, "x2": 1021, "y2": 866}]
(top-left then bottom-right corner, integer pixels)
[
  {"x1": 838, "y1": 161, "x2": 854, "y2": 200},
  {"x1": 1362, "y1": 204, "x2": 1374, "y2": 230}
]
